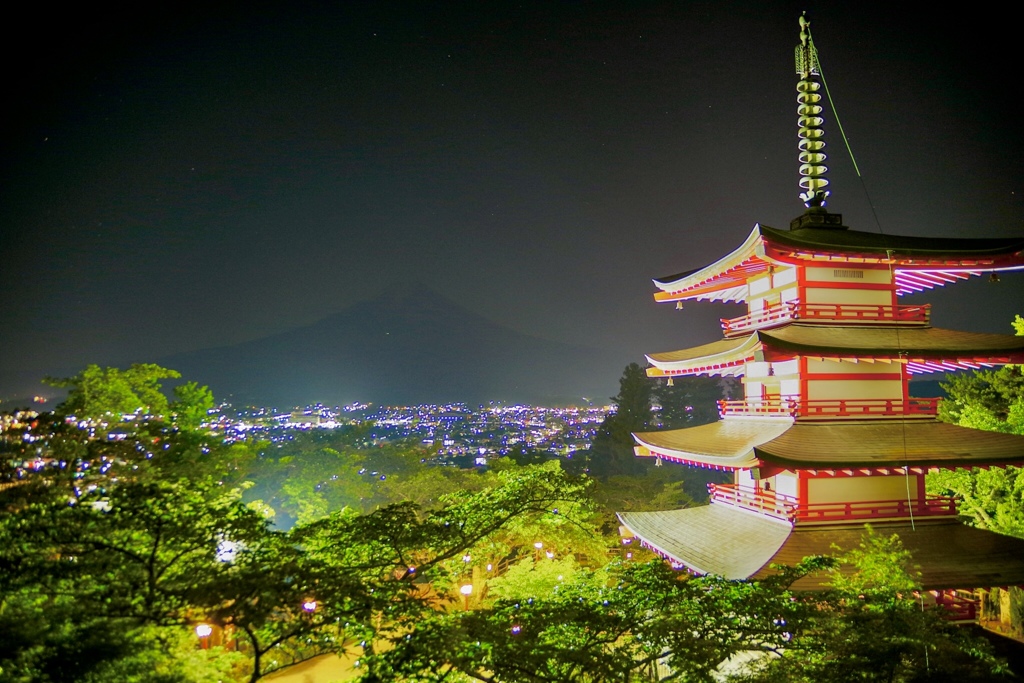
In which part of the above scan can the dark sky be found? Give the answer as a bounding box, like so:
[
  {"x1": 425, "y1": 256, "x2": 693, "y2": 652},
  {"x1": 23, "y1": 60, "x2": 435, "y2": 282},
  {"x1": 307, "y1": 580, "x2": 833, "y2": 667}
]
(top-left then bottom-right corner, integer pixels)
[{"x1": 3, "y1": 2, "x2": 1022, "y2": 399}]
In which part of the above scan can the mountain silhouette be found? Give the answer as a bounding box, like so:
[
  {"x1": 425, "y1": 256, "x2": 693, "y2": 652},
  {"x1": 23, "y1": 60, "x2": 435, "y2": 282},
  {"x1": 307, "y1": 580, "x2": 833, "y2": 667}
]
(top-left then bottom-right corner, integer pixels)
[{"x1": 160, "y1": 287, "x2": 626, "y2": 407}]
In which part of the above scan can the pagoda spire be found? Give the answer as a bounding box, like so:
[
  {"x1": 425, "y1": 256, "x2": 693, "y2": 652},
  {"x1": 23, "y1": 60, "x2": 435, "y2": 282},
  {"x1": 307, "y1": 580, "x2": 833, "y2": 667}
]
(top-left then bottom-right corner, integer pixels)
[{"x1": 795, "y1": 13, "x2": 829, "y2": 208}]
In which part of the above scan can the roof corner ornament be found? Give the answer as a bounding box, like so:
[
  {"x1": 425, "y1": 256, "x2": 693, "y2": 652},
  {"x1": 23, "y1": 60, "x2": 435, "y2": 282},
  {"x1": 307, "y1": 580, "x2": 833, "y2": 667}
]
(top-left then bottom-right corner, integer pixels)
[{"x1": 795, "y1": 13, "x2": 829, "y2": 209}]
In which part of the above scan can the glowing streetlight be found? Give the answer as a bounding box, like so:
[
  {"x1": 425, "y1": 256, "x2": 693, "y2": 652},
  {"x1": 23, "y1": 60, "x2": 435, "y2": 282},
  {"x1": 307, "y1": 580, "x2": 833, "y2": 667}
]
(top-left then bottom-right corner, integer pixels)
[
  {"x1": 195, "y1": 623, "x2": 212, "y2": 649},
  {"x1": 302, "y1": 599, "x2": 317, "y2": 612}
]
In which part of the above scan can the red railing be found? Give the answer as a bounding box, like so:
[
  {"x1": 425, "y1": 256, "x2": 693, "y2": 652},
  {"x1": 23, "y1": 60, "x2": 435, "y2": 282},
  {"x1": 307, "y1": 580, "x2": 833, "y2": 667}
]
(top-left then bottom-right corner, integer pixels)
[
  {"x1": 932, "y1": 590, "x2": 978, "y2": 622},
  {"x1": 718, "y1": 397, "x2": 940, "y2": 419},
  {"x1": 708, "y1": 483, "x2": 958, "y2": 523},
  {"x1": 721, "y1": 301, "x2": 931, "y2": 336},
  {"x1": 707, "y1": 483, "x2": 797, "y2": 521},
  {"x1": 794, "y1": 496, "x2": 957, "y2": 523}
]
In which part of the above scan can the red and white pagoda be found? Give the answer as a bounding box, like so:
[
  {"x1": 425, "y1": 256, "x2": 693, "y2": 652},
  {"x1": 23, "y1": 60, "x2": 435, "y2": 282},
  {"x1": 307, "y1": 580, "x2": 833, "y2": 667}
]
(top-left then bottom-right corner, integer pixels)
[{"x1": 618, "y1": 16, "x2": 1024, "y2": 617}]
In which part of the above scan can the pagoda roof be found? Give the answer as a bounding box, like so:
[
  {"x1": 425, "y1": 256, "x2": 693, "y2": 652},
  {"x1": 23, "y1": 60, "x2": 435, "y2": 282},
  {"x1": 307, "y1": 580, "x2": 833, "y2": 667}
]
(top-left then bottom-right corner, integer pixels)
[
  {"x1": 618, "y1": 505, "x2": 792, "y2": 580},
  {"x1": 646, "y1": 324, "x2": 1024, "y2": 377},
  {"x1": 634, "y1": 419, "x2": 1024, "y2": 471},
  {"x1": 619, "y1": 507, "x2": 1024, "y2": 590},
  {"x1": 761, "y1": 225, "x2": 1024, "y2": 262},
  {"x1": 756, "y1": 519, "x2": 1024, "y2": 591},
  {"x1": 654, "y1": 224, "x2": 1024, "y2": 302},
  {"x1": 757, "y1": 420, "x2": 1024, "y2": 469},
  {"x1": 634, "y1": 419, "x2": 789, "y2": 470}
]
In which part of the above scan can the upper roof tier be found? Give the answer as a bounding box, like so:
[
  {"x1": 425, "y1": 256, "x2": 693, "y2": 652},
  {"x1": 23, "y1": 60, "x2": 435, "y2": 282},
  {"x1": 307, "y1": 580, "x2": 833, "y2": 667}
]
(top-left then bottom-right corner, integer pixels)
[
  {"x1": 646, "y1": 323, "x2": 1024, "y2": 377},
  {"x1": 653, "y1": 222, "x2": 1024, "y2": 303}
]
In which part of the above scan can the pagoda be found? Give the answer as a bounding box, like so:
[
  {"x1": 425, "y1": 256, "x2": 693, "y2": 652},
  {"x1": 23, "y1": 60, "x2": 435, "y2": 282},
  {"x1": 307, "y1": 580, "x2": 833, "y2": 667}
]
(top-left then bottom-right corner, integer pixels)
[{"x1": 617, "y1": 16, "x2": 1024, "y2": 619}]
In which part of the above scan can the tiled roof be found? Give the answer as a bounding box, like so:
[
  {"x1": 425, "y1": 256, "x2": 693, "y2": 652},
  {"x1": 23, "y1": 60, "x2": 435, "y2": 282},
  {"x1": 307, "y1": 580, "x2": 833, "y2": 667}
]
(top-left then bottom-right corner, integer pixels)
[
  {"x1": 761, "y1": 225, "x2": 1024, "y2": 259},
  {"x1": 755, "y1": 421, "x2": 1024, "y2": 469},
  {"x1": 620, "y1": 507, "x2": 1024, "y2": 590},
  {"x1": 633, "y1": 419, "x2": 791, "y2": 469},
  {"x1": 645, "y1": 324, "x2": 1024, "y2": 377},
  {"x1": 756, "y1": 519, "x2": 1024, "y2": 590},
  {"x1": 617, "y1": 505, "x2": 792, "y2": 579},
  {"x1": 635, "y1": 420, "x2": 1024, "y2": 470},
  {"x1": 762, "y1": 324, "x2": 1024, "y2": 357}
]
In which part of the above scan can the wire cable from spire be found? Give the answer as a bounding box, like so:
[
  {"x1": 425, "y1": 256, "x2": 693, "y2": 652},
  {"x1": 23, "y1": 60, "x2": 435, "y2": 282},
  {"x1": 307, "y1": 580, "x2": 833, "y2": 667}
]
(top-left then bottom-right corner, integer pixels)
[{"x1": 802, "y1": 16, "x2": 885, "y2": 234}]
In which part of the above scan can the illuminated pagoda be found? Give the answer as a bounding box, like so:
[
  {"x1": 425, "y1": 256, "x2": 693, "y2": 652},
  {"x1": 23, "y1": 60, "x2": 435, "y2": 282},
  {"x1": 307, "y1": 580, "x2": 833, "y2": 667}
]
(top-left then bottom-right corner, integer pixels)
[{"x1": 617, "y1": 16, "x2": 1024, "y2": 617}]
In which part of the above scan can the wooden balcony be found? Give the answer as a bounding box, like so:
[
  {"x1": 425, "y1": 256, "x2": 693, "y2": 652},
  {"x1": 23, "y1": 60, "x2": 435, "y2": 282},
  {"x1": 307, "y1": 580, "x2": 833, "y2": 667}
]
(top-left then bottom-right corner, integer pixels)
[
  {"x1": 718, "y1": 397, "x2": 940, "y2": 419},
  {"x1": 931, "y1": 590, "x2": 978, "y2": 623},
  {"x1": 721, "y1": 301, "x2": 931, "y2": 336},
  {"x1": 707, "y1": 483, "x2": 796, "y2": 522},
  {"x1": 708, "y1": 483, "x2": 958, "y2": 523}
]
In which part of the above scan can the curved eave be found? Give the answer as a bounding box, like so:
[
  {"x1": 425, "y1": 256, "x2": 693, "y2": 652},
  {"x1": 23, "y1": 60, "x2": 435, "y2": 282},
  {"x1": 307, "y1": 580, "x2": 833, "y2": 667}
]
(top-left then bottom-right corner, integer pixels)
[
  {"x1": 652, "y1": 225, "x2": 768, "y2": 303},
  {"x1": 632, "y1": 419, "x2": 793, "y2": 470},
  {"x1": 761, "y1": 225, "x2": 1024, "y2": 262},
  {"x1": 754, "y1": 420, "x2": 1024, "y2": 470},
  {"x1": 760, "y1": 325, "x2": 1024, "y2": 366},
  {"x1": 760, "y1": 227, "x2": 1024, "y2": 295},
  {"x1": 618, "y1": 506, "x2": 792, "y2": 579},
  {"x1": 756, "y1": 521, "x2": 1024, "y2": 591},
  {"x1": 893, "y1": 265, "x2": 1024, "y2": 295},
  {"x1": 646, "y1": 325, "x2": 1024, "y2": 380},
  {"x1": 646, "y1": 334, "x2": 761, "y2": 377}
]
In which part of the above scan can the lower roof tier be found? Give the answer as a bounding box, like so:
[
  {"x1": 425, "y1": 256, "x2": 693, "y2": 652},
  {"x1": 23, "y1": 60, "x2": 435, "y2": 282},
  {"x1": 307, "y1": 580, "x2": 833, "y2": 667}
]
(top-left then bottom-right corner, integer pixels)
[
  {"x1": 633, "y1": 419, "x2": 1024, "y2": 471},
  {"x1": 618, "y1": 504, "x2": 1024, "y2": 590},
  {"x1": 646, "y1": 324, "x2": 1024, "y2": 377}
]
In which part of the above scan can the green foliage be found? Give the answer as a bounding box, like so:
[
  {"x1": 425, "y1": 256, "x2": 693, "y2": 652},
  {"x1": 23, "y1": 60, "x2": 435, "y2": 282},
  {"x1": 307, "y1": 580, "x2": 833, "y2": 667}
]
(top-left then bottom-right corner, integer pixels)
[
  {"x1": 928, "y1": 467, "x2": 1024, "y2": 538},
  {"x1": 0, "y1": 478, "x2": 271, "y2": 682},
  {"x1": 45, "y1": 363, "x2": 182, "y2": 419},
  {"x1": 586, "y1": 363, "x2": 654, "y2": 479},
  {"x1": 587, "y1": 469, "x2": 699, "y2": 536},
  {"x1": 938, "y1": 367, "x2": 1024, "y2": 434},
  {"x1": 605, "y1": 362, "x2": 654, "y2": 443},
  {"x1": 653, "y1": 376, "x2": 735, "y2": 429},
  {"x1": 11, "y1": 362, "x2": 1010, "y2": 682},
  {"x1": 829, "y1": 526, "x2": 921, "y2": 601},
  {"x1": 171, "y1": 381, "x2": 215, "y2": 431},
  {"x1": 364, "y1": 558, "x2": 829, "y2": 682},
  {"x1": 486, "y1": 555, "x2": 599, "y2": 601},
  {"x1": 929, "y1": 316, "x2": 1024, "y2": 540},
  {"x1": 242, "y1": 433, "x2": 486, "y2": 528},
  {"x1": 2, "y1": 387, "x2": 594, "y2": 683},
  {"x1": 742, "y1": 528, "x2": 1006, "y2": 683}
]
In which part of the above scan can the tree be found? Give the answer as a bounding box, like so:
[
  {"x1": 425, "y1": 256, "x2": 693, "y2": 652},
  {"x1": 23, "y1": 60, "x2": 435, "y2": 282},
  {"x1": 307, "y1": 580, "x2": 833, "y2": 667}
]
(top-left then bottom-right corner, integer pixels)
[
  {"x1": 586, "y1": 363, "x2": 655, "y2": 478},
  {"x1": 742, "y1": 528, "x2": 1008, "y2": 683},
  {"x1": 234, "y1": 460, "x2": 592, "y2": 682},
  {"x1": 1, "y1": 397, "x2": 593, "y2": 683},
  {"x1": 45, "y1": 363, "x2": 182, "y2": 419},
  {"x1": 0, "y1": 479, "x2": 269, "y2": 682},
  {"x1": 605, "y1": 363, "x2": 655, "y2": 443},
  {"x1": 653, "y1": 375, "x2": 736, "y2": 429},
  {"x1": 171, "y1": 381, "x2": 215, "y2": 431},
  {"x1": 929, "y1": 316, "x2": 1024, "y2": 534},
  {"x1": 364, "y1": 557, "x2": 831, "y2": 682},
  {"x1": 927, "y1": 315, "x2": 1024, "y2": 635},
  {"x1": 367, "y1": 532, "x2": 1006, "y2": 683}
]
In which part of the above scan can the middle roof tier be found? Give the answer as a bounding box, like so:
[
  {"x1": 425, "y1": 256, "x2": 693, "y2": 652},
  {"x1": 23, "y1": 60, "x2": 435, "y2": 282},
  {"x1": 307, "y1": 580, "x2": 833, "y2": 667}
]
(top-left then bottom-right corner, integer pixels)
[{"x1": 646, "y1": 323, "x2": 1024, "y2": 377}]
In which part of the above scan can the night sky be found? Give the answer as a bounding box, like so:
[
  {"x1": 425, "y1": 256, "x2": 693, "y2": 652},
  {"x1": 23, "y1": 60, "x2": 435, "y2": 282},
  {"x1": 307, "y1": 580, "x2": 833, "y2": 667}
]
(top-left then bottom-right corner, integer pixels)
[{"x1": 3, "y1": 2, "x2": 1022, "y2": 401}]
